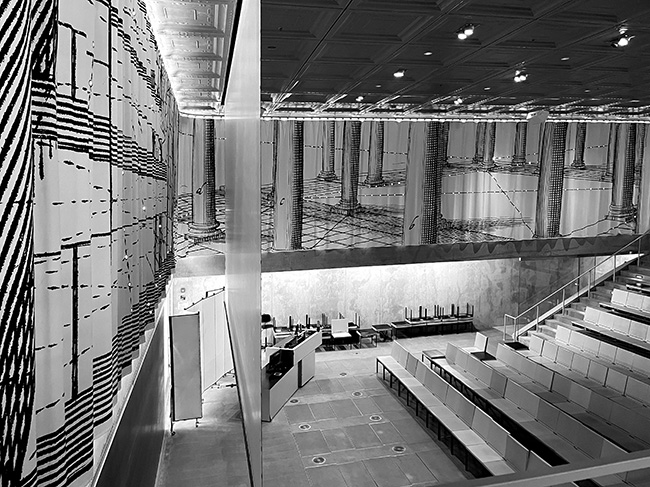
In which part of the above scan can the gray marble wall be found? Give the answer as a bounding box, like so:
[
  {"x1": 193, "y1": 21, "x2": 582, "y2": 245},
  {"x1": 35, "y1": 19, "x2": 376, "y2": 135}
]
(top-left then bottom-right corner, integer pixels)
[{"x1": 262, "y1": 256, "x2": 584, "y2": 330}]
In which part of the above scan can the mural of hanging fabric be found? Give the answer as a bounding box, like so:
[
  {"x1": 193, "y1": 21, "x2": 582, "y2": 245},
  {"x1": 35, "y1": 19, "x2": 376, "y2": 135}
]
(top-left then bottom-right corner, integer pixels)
[{"x1": 0, "y1": 0, "x2": 179, "y2": 485}]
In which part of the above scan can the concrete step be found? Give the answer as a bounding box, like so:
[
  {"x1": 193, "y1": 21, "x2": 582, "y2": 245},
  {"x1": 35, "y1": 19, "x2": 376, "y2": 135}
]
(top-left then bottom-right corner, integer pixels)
[
  {"x1": 602, "y1": 281, "x2": 628, "y2": 291},
  {"x1": 544, "y1": 319, "x2": 560, "y2": 330},
  {"x1": 564, "y1": 307, "x2": 584, "y2": 320},
  {"x1": 572, "y1": 302, "x2": 587, "y2": 312},
  {"x1": 580, "y1": 297, "x2": 602, "y2": 309},
  {"x1": 591, "y1": 289, "x2": 612, "y2": 302},
  {"x1": 553, "y1": 314, "x2": 574, "y2": 326},
  {"x1": 538, "y1": 324, "x2": 557, "y2": 338}
]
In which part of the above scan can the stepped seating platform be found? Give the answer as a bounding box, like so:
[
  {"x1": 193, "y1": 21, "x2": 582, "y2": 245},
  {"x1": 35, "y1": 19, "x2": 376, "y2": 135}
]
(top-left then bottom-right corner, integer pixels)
[
  {"x1": 601, "y1": 289, "x2": 650, "y2": 324},
  {"x1": 570, "y1": 306, "x2": 650, "y2": 359},
  {"x1": 542, "y1": 330, "x2": 650, "y2": 408},
  {"x1": 445, "y1": 343, "x2": 645, "y2": 453},
  {"x1": 376, "y1": 341, "x2": 550, "y2": 479},
  {"x1": 429, "y1": 338, "x2": 650, "y2": 485}
]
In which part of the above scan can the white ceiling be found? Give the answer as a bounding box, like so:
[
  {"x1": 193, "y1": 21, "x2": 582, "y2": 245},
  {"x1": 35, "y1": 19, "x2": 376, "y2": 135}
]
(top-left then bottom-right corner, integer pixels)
[{"x1": 145, "y1": 0, "x2": 238, "y2": 116}]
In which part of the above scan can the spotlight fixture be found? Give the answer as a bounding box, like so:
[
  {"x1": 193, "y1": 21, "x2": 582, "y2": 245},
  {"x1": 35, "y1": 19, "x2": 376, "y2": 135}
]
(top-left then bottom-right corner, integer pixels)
[
  {"x1": 356, "y1": 95, "x2": 364, "y2": 102},
  {"x1": 612, "y1": 27, "x2": 633, "y2": 48},
  {"x1": 612, "y1": 34, "x2": 632, "y2": 47},
  {"x1": 514, "y1": 70, "x2": 528, "y2": 82},
  {"x1": 454, "y1": 97, "x2": 463, "y2": 105},
  {"x1": 457, "y1": 24, "x2": 475, "y2": 40},
  {"x1": 393, "y1": 69, "x2": 405, "y2": 78},
  {"x1": 424, "y1": 51, "x2": 432, "y2": 56}
]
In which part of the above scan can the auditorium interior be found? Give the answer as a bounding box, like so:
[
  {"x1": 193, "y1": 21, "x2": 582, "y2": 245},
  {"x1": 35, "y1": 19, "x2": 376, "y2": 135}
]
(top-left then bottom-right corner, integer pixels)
[{"x1": 7, "y1": 1, "x2": 650, "y2": 487}]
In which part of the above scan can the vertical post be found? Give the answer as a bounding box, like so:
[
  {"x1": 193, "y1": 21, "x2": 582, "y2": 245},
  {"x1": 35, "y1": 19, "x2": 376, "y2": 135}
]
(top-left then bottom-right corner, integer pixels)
[
  {"x1": 512, "y1": 121, "x2": 527, "y2": 166},
  {"x1": 562, "y1": 288, "x2": 565, "y2": 313},
  {"x1": 534, "y1": 122, "x2": 568, "y2": 238},
  {"x1": 571, "y1": 122, "x2": 587, "y2": 169},
  {"x1": 608, "y1": 123, "x2": 637, "y2": 222},
  {"x1": 337, "y1": 120, "x2": 362, "y2": 215}
]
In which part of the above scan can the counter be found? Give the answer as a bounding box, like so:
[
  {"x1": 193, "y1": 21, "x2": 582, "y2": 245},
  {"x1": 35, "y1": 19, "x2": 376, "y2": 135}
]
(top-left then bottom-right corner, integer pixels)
[{"x1": 262, "y1": 330, "x2": 322, "y2": 421}]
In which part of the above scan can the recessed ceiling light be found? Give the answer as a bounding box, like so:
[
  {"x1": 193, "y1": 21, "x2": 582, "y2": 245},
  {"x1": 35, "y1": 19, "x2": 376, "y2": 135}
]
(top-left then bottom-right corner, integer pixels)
[
  {"x1": 456, "y1": 24, "x2": 475, "y2": 40},
  {"x1": 561, "y1": 57, "x2": 570, "y2": 61},
  {"x1": 584, "y1": 89, "x2": 590, "y2": 93},
  {"x1": 484, "y1": 87, "x2": 491, "y2": 91},
  {"x1": 376, "y1": 84, "x2": 382, "y2": 88},
  {"x1": 424, "y1": 51, "x2": 432, "y2": 56},
  {"x1": 454, "y1": 97, "x2": 463, "y2": 105},
  {"x1": 356, "y1": 96, "x2": 364, "y2": 102},
  {"x1": 632, "y1": 99, "x2": 640, "y2": 103},
  {"x1": 393, "y1": 69, "x2": 405, "y2": 78},
  {"x1": 514, "y1": 70, "x2": 528, "y2": 82}
]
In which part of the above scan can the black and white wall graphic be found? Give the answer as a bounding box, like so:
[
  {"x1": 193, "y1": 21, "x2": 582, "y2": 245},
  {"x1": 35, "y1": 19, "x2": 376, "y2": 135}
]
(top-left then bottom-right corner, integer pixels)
[
  {"x1": 1, "y1": 0, "x2": 178, "y2": 485},
  {"x1": 258, "y1": 119, "x2": 647, "y2": 253}
]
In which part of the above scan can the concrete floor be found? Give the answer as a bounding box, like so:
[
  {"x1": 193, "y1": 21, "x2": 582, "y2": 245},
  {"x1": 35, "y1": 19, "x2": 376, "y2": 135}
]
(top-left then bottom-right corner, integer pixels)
[{"x1": 157, "y1": 329, "x2": 502, "y2": 487}]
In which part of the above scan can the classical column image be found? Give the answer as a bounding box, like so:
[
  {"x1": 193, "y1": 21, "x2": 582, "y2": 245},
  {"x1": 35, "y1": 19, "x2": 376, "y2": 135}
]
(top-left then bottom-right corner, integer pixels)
[
  {"x1": 364, "y1": 120, "x2": 385, "y2": 186},
  {"x1": 608, "y1": 123, "x2": 637, "y2": 221},
  {"x1": 512, "y1": 121, "x2": 527, "y2": 166},
  {"x1": 534, "y1": 122, "x2": 568, "y2": 238},
  {"x1": 317, "y1": 120, "x2": 337, "y2": 181},
  {"x1": 605, "y1": 123, "x2": 620, "y2": 178},
  {"x1": 473, "y1": 121, "x2": 496, "y2": 169},
  {"x1": 187, "y1": 119, "x2": 223, "y2": 242},
  {"x1": 570, "y1": 122, "x2": 587, "y2": 169},
  {"x1": 336, "y1": 120, "x2": 362, "y2": 215},
  {"x1": 472, "y1": 121, "x2": 486, "y2": 164},
  {"x1": 273, "y1": 120, "x2": 305, "y2": 250},
  {"x1": 421, "y1": 122, "x2": 444, "y2": 244}
]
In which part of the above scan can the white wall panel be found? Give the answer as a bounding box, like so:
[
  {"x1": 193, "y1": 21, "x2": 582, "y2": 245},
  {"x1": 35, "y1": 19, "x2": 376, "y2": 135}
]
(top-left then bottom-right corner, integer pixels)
[{"x1": 224, "y1": 0, "x2": 262, "y2": 485}]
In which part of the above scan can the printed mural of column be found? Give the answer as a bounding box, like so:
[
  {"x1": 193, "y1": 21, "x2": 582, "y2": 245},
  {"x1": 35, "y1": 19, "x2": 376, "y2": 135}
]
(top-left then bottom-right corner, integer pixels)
[
  {"x1": 317, "y1": 120, "x2": 337, "y2": 181},
  {"x1": 635, "y1": 123, "x2": 646, "y2": 180},
  {"x1": 637, "y1": 125, "x2": 650, "y2": 232},
  {"x1": 336, "y1": 120, "x2": 362, "y2": 215},
  {"x1": 571, "y1": 122, "x2": 587, "y2": 169},
  {"x1": 473, "y1": 121, "x2": 496, "y2": 168},
  {"x1": 608, "y1": 123, "x2": 637, "y2": 221},
  {"x1": 364, "y1": 120, "x2": 385, "y2": 186},
  {"x1": 472, "y1": 121, "x2": 486, "y2": 164},
  {"x1": 534, "y1": 122, "x2": 568, "y2": 238},
  {"x1": 512, "y1": 121, "x2": 527, "y2": 166},
  {"x1": 483, "y1": 122, "x2": 497, "y2": 168},
  {"x1": 274, "y1": 121, "x2": 304, "y2": 249},
  {"x1": 421, "y1": 122, "x2": 443, "y2": 244},
  {"x1": 605, "y1": 123, "x2": 620, "y2": 177},
  {"x1": 187, "y1": 119, "x2": 222, "y2": 242},
  {"x1": 441, "y1": 121, "x2": 450, "y2": 166}
]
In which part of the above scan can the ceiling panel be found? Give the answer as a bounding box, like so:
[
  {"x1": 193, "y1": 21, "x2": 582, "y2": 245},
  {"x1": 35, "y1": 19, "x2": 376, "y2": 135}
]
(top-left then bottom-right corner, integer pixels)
[
  {"x1": 260, "y1": 0, "x2": 650, "y2": 120},
  {"x1": 146, "y1": 0, "x2": 238, "y2": 116}
]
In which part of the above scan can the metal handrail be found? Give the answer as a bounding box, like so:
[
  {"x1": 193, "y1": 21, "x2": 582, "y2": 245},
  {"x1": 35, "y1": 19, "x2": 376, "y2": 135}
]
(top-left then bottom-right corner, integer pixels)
[{"x1": 503, "y1": 230, "x2": 650, "y2": 341}]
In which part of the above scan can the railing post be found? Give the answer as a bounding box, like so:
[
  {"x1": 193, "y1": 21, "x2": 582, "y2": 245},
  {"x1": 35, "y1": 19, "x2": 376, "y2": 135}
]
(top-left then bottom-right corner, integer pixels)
[
  {"x1": 613, "y1": 254, "x2": 616, "y2": 283},
  {"x1": 562, "y1": 288, "x2": 565, "y2": 313}
]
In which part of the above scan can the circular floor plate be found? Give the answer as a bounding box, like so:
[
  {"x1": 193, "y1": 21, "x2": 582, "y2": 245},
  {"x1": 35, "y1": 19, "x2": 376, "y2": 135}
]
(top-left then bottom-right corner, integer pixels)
[
  {"x1": 369, "y1": 415, "x2": 382, "y2": 422},
  {"x1": 312, "y1": 456, "x2": 326, "y2": 464},
  {"x1": 299, "y1": 424, "x2": 311, "y2": 431},
  {"x1": 392, "y1": 445, "x2": 406, "y2": 453}
]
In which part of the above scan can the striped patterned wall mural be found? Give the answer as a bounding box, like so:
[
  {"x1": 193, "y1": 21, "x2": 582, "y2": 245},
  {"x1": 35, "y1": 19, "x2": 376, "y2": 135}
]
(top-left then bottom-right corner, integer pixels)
[{"x1": 1, "y1": 0, "x2": 179, "y2": 485}]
